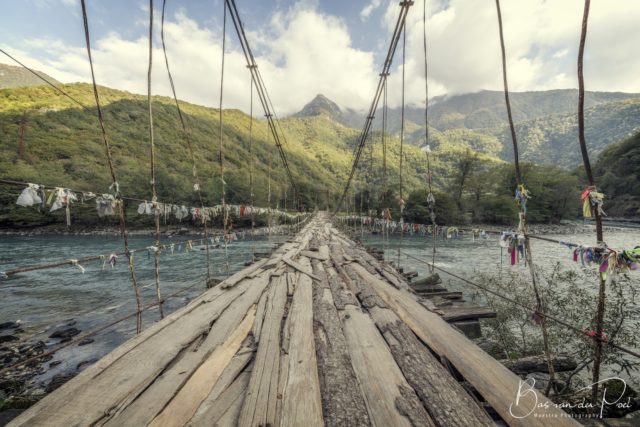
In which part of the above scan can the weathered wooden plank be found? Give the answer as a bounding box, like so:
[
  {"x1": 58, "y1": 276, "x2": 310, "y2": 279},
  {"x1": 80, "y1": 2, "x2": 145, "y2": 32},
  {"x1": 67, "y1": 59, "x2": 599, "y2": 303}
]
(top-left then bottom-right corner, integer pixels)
[
  {"x1": 221, "y1": 258, "x2": 269, "y2": 289},
  {"x1": 148, "y1": 306, "x2": 256, "y2": 427},
  {"x1": 11, "y1": 275, "x2": 263, "y2": 427},
  {"x1": 312, "y1": 275, "x2": 370, "y2": 425},
  {"x1": 355, "y1": 283, "x2": 494, "y2": 427},
  {"x1": 350, "y1": 262, "x2": 579, "y2": 427},
  {"x1": 281, "y1": 258, "x2": 324, "y2": 427},
  {"x1": 100, "y1": 273, "x2": 271, "y2": 427},
  {"x1": 188, "y1": 369, "x2": 251, "y2": 427},
  {"x1": 281, "y1": 256, "x2": 321, "y2": 281},
  {"x1": 238, "y1": 275, "x2": 288, "y2": 427},
  {"x1": 286, "y1": 269, "x2": 296, "y2": 296},
  {"x1": 501, "y1": 354, "x2": 578, "y2": 375},
  {"x1": 441, "y1": 306, "x2": 497, "y2": 322},
  {"x1": 320, "y1": 262, "x2": 358, "y2": 310},
  {"x1": 299, "y1": 250, "x2": 328, "y2": 261},
  {"x1": 340, "y1": 304, "x2": 432, "y2": 427},
  {"x1": 188, "y1": 337, "x2": 255, "y2": 424},
  {"x1": 317, "y1": 244, "x2": 330, "y2": 261},
  {"x1": 423, "y1": 291, "x2": 464, "y2": 300},
  {"x1": 411, "y1": 273, "x2": 442, "y2": 287},
  {"x1": 411, "y1": 283, "x2": 448, "y2": 293},
  {"x1": 252, "y1": 285, "x2": 269, "y2": 343},
  {"x1": 402, "y1": 270, "x2": 418, "y2": 279},
  {"x1": 377, "y1": 264, "x2": 413, "y2": 292}
]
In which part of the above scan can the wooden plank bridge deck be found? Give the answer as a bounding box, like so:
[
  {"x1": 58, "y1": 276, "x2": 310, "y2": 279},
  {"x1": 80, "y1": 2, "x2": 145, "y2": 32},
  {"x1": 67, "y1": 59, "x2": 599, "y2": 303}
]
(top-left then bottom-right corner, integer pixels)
[{"x1": 10, "y1": 213, "x2": 578, "y2": 427}]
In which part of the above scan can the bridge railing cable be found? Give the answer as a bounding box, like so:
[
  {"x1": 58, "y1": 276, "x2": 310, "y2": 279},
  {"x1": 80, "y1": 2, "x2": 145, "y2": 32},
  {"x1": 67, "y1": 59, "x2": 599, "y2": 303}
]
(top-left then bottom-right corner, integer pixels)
[
  {"x1": 161, "y1": 0, "x2": 214, "y2": 284},
  {"x1": 398, "y1": 250, "x2": 640, "y2": 360},
  {"x1": 0, "y1": 179, "x2": 305, "y2": 224},
  {"x1": 0, "y1": 216, "x2": 312, "y2": 279}
]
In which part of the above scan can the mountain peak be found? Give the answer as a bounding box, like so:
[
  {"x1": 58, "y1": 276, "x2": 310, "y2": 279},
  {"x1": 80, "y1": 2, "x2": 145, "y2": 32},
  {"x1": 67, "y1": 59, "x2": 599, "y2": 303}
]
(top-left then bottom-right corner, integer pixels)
[{"x1": 294, "y1": 94, "x2": 343, "y2": 119}]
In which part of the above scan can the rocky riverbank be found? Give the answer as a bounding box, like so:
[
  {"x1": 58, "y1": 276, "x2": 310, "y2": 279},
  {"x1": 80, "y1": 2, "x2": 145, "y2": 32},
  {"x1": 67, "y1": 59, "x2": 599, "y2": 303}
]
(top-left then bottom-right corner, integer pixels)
[{"x1": 0, "y1": 320, "x2": 99, "y2": 424}]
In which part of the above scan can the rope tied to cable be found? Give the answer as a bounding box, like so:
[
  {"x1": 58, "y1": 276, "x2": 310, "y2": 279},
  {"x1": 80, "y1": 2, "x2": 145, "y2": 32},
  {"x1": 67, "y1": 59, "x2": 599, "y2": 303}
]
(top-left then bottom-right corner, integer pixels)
[
  {"x1": 219, "y1": 0, "x2": 230, "y2": 275},
  {"x1": 495, "y1": 0, "x2": 557, "y2": 395},
  {"x1": 161, "y1": 0, "x2": 213, "y2": 282},
  {"x1": 80, "y1": 0, "x2": 143, "y2": 334}
]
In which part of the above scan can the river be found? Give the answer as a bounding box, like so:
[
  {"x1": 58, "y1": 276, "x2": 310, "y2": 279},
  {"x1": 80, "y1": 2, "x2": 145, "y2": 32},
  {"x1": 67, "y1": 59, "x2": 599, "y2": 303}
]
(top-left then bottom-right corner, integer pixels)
[{"x1": 0, "y1": 226, "x2": 638, "y2": 386}]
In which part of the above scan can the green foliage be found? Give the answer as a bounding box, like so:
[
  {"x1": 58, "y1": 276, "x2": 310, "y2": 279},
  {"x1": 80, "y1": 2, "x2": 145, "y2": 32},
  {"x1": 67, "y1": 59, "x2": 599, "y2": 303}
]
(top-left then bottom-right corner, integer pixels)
[
  {"x1": 404, "y1": 189, "x2": 462, "y2": 225},
  {"x1": 494, "y1": 99, "x2": 640, "y2": 168},
  {"x1": 478, "y1": 265, "x2": 640, "y2": 396},
  {"x1": 594, "y1": 131, "x2": 640, "y2": 218}
]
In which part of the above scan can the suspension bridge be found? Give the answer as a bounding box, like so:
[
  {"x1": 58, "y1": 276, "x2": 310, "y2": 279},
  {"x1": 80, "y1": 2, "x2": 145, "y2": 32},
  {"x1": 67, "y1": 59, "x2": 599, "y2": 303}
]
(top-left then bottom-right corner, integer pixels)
[{"x1": 1, "y1": 0, "x2": 639, "y2": 426}]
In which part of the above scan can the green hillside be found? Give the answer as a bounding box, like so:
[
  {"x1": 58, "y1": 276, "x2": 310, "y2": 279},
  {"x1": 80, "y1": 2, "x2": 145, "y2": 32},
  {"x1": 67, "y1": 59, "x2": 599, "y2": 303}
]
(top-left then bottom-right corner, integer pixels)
[
  {"x1": 2, "y1": 82, "x2": 634, "y2": 228},
  {"x1": 0, "y1": 83, "x2": 469, "y2": 227},
  {"x1": 594, "y1": 131, "x2": 640, "y2": 218},
  {"x1": 0, "y1": 63, "x2": 61, "y2": 89},
  {"x1": 492, "y1": 98, "x2": 640, "y2": 168},
  {"x1": 295, "y1": 89, "x2": 640, "y2": 168}
]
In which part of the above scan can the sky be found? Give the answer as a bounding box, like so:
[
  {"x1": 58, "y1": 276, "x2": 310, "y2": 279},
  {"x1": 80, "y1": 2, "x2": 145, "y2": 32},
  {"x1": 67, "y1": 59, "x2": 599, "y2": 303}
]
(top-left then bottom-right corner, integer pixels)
[{"x1": 1, "y1": 0, "x2": 639, "y2": 115}]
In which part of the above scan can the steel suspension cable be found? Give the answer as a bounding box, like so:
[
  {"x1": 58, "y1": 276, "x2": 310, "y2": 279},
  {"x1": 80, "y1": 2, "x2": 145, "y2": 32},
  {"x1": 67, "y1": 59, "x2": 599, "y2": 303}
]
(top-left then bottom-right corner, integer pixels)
[
  {"x1": 423, "y1": 0, "x2": 437, "y2": 273},
  {"x1": 80, "y1": 0, "x2": 143, "y2": 333},
  {"x1": 160, "y1": 0, "x2": 213, "y2": 283},
  {"x1": 495, "y1": 0, "x2": 556, "y2": 393},
  {"x1": 335, "y1": 0, "x2": 414, "y2": 214},
  {"x1": 219, "y1": 0, "x2": 230, "y2": 275},
  {"x1": 224, "y1": 0, "x2": 298, "y2": 202},
  {"x1": 147, "y1": 0, "x2": 164, "y2": 319}
]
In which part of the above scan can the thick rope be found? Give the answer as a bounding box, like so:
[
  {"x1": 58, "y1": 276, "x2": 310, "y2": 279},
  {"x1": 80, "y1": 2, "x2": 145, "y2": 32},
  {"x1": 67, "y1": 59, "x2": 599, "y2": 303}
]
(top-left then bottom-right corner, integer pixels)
[
  {"x1": 218, "y1": 0, "x2": 230, "y2": 275},
  {"x1": 80, "y1": 0, "x2": 142, "y2": 333},
  {"x1": 495, "y1": 0, "x2": 556, "y2": 394},
  {"x1": 576, "y1": 0, "x2": 606, "y2": 401},
  {"x1": 382, "y1": 77, "x2": 389, "y2": 258},
  {"x1": 161, "y1": 0, "x2": 212, "y2": 283},
  {"x1": 397, "y1": 26, "x2": 406, "y2": 269},
  {"x1": 147, "y1": 0, "x2": 164, "y2": 319},
  {"x1": 249, "y1": 75, "x2": 256, "y2": 260}
]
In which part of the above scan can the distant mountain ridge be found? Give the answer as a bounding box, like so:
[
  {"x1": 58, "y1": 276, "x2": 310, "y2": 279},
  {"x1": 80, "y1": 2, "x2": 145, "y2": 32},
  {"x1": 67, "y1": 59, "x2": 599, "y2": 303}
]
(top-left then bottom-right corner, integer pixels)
[
  {"x1": 0, "y1": 63, "x2": 60, "y2": 89},
  {"x1": 293, "y1": 90, "x2": 640, "y2": 168}
]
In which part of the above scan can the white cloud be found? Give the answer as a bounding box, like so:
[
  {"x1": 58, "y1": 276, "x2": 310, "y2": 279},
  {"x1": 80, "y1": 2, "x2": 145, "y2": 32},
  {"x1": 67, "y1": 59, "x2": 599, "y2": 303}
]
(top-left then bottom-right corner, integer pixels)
[
  {"x1": 1, "y1": 0, "x2": 640, "y2": 115},
  {"x1": 360, "y1": 0, "x2": 382, "y2": 21},
  {"x1": 1, "y1": 6, "x2": 378, "y2": 115},
  {"x1": 382, "y1": 0, "x2": 640, "y2": 107}
]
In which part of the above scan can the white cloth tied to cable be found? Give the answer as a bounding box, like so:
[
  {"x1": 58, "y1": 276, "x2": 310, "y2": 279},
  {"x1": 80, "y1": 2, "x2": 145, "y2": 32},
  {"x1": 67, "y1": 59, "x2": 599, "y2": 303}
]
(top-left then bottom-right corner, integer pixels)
[
  {"x1": 137, "y1": 201, "x2": 155, "y2": 215},
  {"x1": 96, "y1": 194, "x2": 117, "y2": 217},
  {"x1": 50, "y1": 188, "x2": 77, "y2": 227},
  {"x1": 16, "y1": 183, "x2": 42, "y2": 207},
  {"x1": 173, "y1": 205, "x2": 189, "y2": 221},
  {"x1": 50, "y1": 188, "x2": 77, "y2": 212}
]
